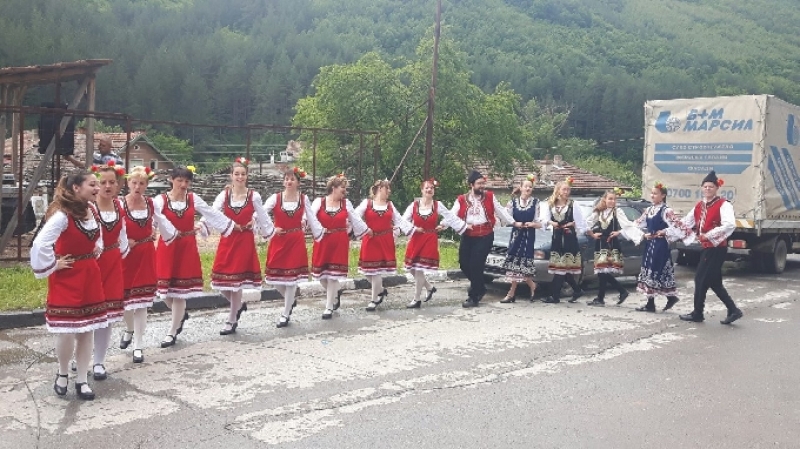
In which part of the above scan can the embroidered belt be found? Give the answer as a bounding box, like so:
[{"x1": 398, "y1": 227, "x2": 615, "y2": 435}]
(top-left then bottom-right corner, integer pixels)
[
  {"x1": 372, "y1": 229, "x2": 393, "y2": 237},
  {"x1": 134, "y1": 236, "x2": 156, "y2": 245},
  {"x1": 465, "y1": 222, "x2": 493, "y2": 237},
  {"x1": 283, "y1": 227, "x2": 303, "y2": 234},
  {"x1": 103, "y1": 242, "x2": 120, "y2": 252},
  {"x1": 177, "y1": 230, "x2": 196, "y2": 238},
  {"x1": 57, "y1": 253, "x2": 95, "y2": 261},
  {"x1": 418, "y1": 228, "x2": 439, "y2": 234},
  {"x1": 325, "y1": 227, "x2": 348, "y2": 234}
]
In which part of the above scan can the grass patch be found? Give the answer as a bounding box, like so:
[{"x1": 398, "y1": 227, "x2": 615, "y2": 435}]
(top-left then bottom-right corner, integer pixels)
[{"x1": 1, "y1": 241, "x2": 460, "y2": 312}]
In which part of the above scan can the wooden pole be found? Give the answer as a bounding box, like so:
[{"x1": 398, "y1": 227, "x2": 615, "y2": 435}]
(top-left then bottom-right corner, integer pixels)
[
  {"x1": 0, "y1": 76, "x2": 91, "y2": 254},
  {"x1": 85, "y1": 76, "x2": 96, "y2": 168},
  {"x1": 423, "y1": 0, "x2": 442, "y2": 180}
]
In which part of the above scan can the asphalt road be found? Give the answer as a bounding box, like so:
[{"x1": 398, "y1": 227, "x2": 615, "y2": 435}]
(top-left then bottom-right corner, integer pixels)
[{"x1": 1, "y1": 258, "x2": 798, "y2": 449}]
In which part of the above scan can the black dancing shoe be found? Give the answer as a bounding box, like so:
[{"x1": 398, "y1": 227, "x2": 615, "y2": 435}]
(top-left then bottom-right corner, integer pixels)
[
  {"x1": 237, "y1": 303, "x2": 248, "y2": 321},
  {"x1": 542, "y1": 296, "x2": 560, "y2": 304},
  {"x1": 53, "y1": 374, "x2": 68, "y2": 396},
  {"x1": 132, "y1": 349, "x2": 144, "y2": 364},
  {"x1": 333, "y1": 289, "x2": 343, "y2": 310},
  {"x1": 663, "y1": 296, "x2": 679, "y2": 311},
  {"x1": 569, "y1": 289, "x2": 585, "y2": 303},
  {"x1": 160, "y1": 334, "x2": 177, "y2": 348},
  {"x1": 92, "y1": 364, "x2": 107, "y2": 381},
  {"x1": 373, "y1": 288, "x2": 388, "y2": 306},
  {"x1": 219, "y1": 322, "x2": 238, "y2": 335},
  {"x1": 119, "y1": 330, "x2": 134, "y2": 349},
  {"x1": 176, "y1": 312, "x2": 190, "y2": 336},
  {"x1": 617, "y1": 290, "x2": 630, "y2": 305},
  {"x1": 276, "y1": 315, "x2": 290, "y2": 328},
  {"x1": 424, "y1": 287, "x2": 437, "y2": 302},
  {"x1": 720, "y1": 309, "x2": 743, "y2": 325},
  {"x1": 366, "y1": 301, "x2": 378, "y2": 312},
  {"x1": 679, "y1": 312, "x2": 704, "y2": 322},
  {"x1": 406, "y1": 300, "x2": 422, "y2": 309},
  {"x1": 635, "y1": 303, "x2": 656, "y2": 313},
  {"x1": 75, "y1": 382, "x2": 95, "y2": 401},
  {"x1": 499, "y1": 295, "x2": 516, "y2": 304},
  {"x1": 462, "y1": 299, "x2": 478, "y2": 308},
  {"x1": 587, "y1": 298, "x2": 605, "y2": 307},
  {"x1": 322, "y1": 308, "x2": 333, "y2": 320}
]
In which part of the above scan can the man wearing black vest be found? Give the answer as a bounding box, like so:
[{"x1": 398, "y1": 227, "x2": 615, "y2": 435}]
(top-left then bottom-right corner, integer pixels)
[
  {"x1": 452, "y1": 170, "x2": 514, "y2": 307},
  {"x1": 677, "y1": 170, "x2": 743, "y2": 324}
]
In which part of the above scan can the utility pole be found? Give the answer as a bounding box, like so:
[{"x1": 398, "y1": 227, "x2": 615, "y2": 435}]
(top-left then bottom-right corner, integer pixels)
[{"x1": 423, "y1": 0, "x2": 442, "y2": 180}]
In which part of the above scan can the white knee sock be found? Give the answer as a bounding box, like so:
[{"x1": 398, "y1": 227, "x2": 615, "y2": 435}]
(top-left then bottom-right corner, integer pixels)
[
  {"x1": 74, "y1": 332, "x2": 94, "y2": 384},
  {"x1": 275, "y1": 285, "x2": 287, "y2": 297},
  {"x1": 369, "y1": 275, "x2": 383, "y2": 302},
  {"x1": 123, "y1": 309, "x2": 135, "y2": 333},
  {"x1": 413, "y1": 271, "x2": 431, "y2": 301},
  {"x1": 55, "y1": 334, "x2": 75, "y2": 380},
  {"x1": 133, "y1": 308, "x2": 147, "y2": 350},
  {"x1": 325, "y1": 279, "x2": 339, "y2": 309},
  {"x1": 226, "y1": 290, "x2": 243, "y2": 324},
  {"x1": 169, "y1": 298, "x2": 187, "y2": 335},
  {"x1": 283, "y1": 286, "x2": 297, "y2": 316},
  {"x1": 93, "y1": 326, "x2": 112, "y2": 366}
]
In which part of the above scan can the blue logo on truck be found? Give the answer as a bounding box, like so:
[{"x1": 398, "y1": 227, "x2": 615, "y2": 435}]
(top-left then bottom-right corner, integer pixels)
[
  {"x1": 655, "y1": 108, "x2": 753, "y2": 133},
  {"x1": 788, "y1": 114, "x2": 800, "y2": 146}
]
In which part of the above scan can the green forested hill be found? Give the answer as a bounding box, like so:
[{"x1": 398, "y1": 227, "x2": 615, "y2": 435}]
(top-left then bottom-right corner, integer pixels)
[{"x1": 1, "y1": 0, "x2": 799, "y2": 158}]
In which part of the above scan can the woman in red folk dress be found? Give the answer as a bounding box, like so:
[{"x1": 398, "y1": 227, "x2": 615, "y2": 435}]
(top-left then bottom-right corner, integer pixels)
[
  {"x1": 154, "y1": 166, "x2": 235, "y2": 348},
  {"x1": 118, "y1": 166, "x2": 176, "y2": 364},
  {"x1": 311, "y1": 174, "x2": 371, "y2": 320},
  {"x1": 402, "y1": 178, "x2": 468, "y2": 308},
  {"x1": 263, "y1": 166, "x2": 324, "y2": 328},
  {"x1": 354, "y1": 180, "x2": 414, "y2": 311},
  {"x1": 89, "y1": 163, "x2": 130, "y2": 381},
  {"x1": 31, "y1": 170, "x2": 104, "y2": 400},
  {"x1": 209, "y1": 158, "x2": 274, "y2": 335}
]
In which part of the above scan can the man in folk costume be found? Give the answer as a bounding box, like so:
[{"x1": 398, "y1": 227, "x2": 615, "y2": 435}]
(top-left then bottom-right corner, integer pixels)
[
  {"x1": 452, "y1": 170, "x2": 514, "y2": 307},
  {"x1": 676, "y1": 170, "x2": 743, "y2": 324}
]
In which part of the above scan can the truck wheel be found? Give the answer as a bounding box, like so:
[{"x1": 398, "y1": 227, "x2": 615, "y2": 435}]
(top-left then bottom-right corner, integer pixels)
[{"x1": 763, "y1": 239, "x2": 788, "y2": 274}]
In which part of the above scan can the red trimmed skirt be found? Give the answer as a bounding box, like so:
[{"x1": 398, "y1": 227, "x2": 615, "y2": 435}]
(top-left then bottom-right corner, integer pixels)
[
  {"x1": 156, "y1": 234, "x2": 204, "y2": 299},
  {"x1": 123, "y1": 238, "x2": 158, "y2": 309},
  {"x1": 265, "y1": 230, "x2": 309, "y2": 285},
  {"x1": 404, "y1": 231, "x2": 440, "y2": 272},
  {"x1": 46, "y1": 258, "x2": 108, "y2": 333},
  {"x1": 358, "y1": 231, "x2": 397, "y2": 276},
  {"x1": 98, "y1": 248, "x2": 125, "y2": 323},
  {"x1": 211, "y1": 231, "x2": 263, "y2": 291},
  {"x1": 312, "y1": 231, "x2": 349, "y2": 280}
]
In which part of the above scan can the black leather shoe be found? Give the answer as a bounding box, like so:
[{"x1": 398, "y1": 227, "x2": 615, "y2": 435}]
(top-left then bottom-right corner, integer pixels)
[
  {"x1": 587, "y1": 298, "x2": 605, "y2": 307},
  {"x1": 424, "y1": 287, "x2": 437, "y2": 302},
  {"x1": 373, "y1": 289, "x2": 388, "y2": 306},
  {"x1": 499, "y1": 295, "x2": 516, "y2": 303},
  {"x1": 570, "y1": 289, "x2": 585, "y2": 302},
  {"x1": 617, "y1": 290, "x2": 630, "y2": 305},
  {"x1": 462, "y1": 299, "x2": 478, "y2": 308},
  {"x1": 75, "y1": 382, "x2": 95, "y2": 401},
  {"x1": 219, "y1": 322, "x2": 238, "y2": 335},
  {"x1": 276, "y1": 315, "x2": 290, "y2": 328},
  {"x1": 679, "y1": 312, "x2": 704, "y2": 322},
  {"x1": 366, "y1": 301, "x2": 378, "y2": 311},
  {"x1": 92, "y1": 364, "x2": 107, "y2": 381},
  {"x1": 237, "y1": 303, "x2": 248, "y2": 321},
  {"x1": 53, "y1": 374, "x2": 68, "y2": 396},
  {"x1": 176, "y1": 312, "x2": 190, "y2": 336},
  {"x1": 663, "y1": 296, "x2": 680, "y2": 311},
  {"x1": 406, "y1": 300, "x2": 422, "y2": 309},
  {"x1": 132, "y1": 349, "x2": 144, "y2": 364},
  {"x1": 119, "y1": 330, "x2": 133, "y2": 349},
  {"x1": 334, "y1": 290, "x2": 343, "y2": 310},
  {"x1": 322, "y1": 309, "x2": 333, "y2": 320},
  {"x1": 160, "y1": 335, "x2": 177, "y2": 348},
  {"x1": 720, "y1": 309, "x2": 743, "y2": 325},
  {"x1": 635, "y1": 304, "x2": 656, "y2": 313},
  {"x1": 542, "y1": 296, "x2": 560, "y2": 304}
]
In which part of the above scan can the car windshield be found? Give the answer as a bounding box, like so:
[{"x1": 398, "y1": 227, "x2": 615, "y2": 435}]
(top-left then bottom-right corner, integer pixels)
[{"x1": 493, "y1": 201, "x2": 595, "y2": 248}]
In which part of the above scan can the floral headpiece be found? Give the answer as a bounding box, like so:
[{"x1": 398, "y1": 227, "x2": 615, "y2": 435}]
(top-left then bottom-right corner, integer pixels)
[
  {"x1": 654, "y1": 181, "x2": 666, "y2": 190},
  {"x1": 716, "y1": 178, "x2": 724, "y2": 187},
  {"x1": 91, "y1": 160, "x2": 126, "y2": 178},
  {"x1": 427, "y1": 177, "x2": 439, "y2": 187},
  {"x1": 292, "y1": 166, "x2": 307, "y2": 179},
  {"x1": 186, "y1": 165, "x2": 197, "y2": 174},
  {"x1": 613, "y1": 187, "x2": 624, "y2": 196},
  {"x1": 564, "y1": 176, "x2": 575, "y2": 186},
  {"x1": 336, "y1": 172, "x2": 346, "y2": 179},
  {"x1": 526, "y1": 174, "x2": 536, "y2": 183},
  {"x1": 143, "y1": 167, "x2": 156, "y2": 180},
  {"x1": 234, "y1": 157, "x2": 250, "y2": 167}
]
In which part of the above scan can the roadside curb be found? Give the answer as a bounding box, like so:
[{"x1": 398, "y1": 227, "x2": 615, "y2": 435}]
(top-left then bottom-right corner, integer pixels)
[{"x1": 0, "y1": 270, "x2": 465, "y2": 330}]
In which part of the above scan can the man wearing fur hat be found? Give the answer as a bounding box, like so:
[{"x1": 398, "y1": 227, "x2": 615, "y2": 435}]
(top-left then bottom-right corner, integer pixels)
[
  {"x1": 675, "y1": 170, "x2": 743, "y2": 324},
  {"x1": 451, "y1": 170, "x2": 514, "y2": 307}
]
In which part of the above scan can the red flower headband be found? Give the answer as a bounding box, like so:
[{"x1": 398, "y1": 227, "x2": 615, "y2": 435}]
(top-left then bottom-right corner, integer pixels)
[
  {"x1": 235, "y1": 156, "x2": 250, "y2": 167},
  {"x1": 526, "y1": 174, "x2": 536, "y2": 183},
  {"x1": 654, "y1": 181, "x2": 666, "y2": 190},
  {"x1": 293, "y1": 166, "x2": 307, "y2": 178},
  {"x1": 91, "y1": 162, "x2": 126, "y2": 178},
  {"x1": 564, "y1": 176, "x2": 575, "y2": 186},
  {"x1": 716, "y1": 178, "x2": 724, "y2": 187},
  {"x1": 613, "y1": 187, "x2": 624, "y2": 196},
  {"x1": 427, "y1": 177, "x2": 439, "y2": 187}
]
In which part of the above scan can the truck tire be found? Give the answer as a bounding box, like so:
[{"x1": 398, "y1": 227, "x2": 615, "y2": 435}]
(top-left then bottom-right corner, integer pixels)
[{"x1": 762, "y1": 238, "x2": 788, "y2": 274}]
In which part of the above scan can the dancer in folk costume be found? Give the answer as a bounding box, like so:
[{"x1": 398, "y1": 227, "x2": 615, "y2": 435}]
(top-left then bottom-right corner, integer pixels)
[
  {"x1": 452, "y1": 170, "x2": 514, "y2": 307},
  {"x1": 263, "y1": 166, "x2": 324, "y2": 328},
  {"x1": 311, "y1": 174, "x2": 371, "y2": 319},
  {"x1": 355, "y1": 180, "x2": 414, "y2": 311},
  {"x1": 208, "y1": 158, "x2": 274, "y2": 335},
  {"x1": 154, "y1": 166, "x2": 236, "y2": 348},
  {"x1": 585, "y1": 189, "x2": 636, "y2": 306},
  {"x1": 500, "y1": 175, "x2": 544, "y2": 303},
  {"x1": 629, "y1": 182, "x2": 681, "y2": 313},
  {"x1": 119, "y1": 166, "x2": 176, "y2": 364},
  {"x1": 676, "y1": 171, "x2": 743, "y2": 324},
  {"x1": 540, "y1": 178, "x2": 586, "y2": 304},
  {"x1": 31, "y1": 170, "x2": 104, "y2": 400},
  {"x1": 89, "y1": 163, "x2": 130, "y2": 381},
  {"x1": 402, "y1": 178, "x2": 468, "y2": 309}
]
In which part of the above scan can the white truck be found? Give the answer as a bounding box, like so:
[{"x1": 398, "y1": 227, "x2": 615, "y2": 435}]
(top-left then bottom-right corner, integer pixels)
[{"x1": 642, "y1": 94, "x2": 800, "y2": 273}]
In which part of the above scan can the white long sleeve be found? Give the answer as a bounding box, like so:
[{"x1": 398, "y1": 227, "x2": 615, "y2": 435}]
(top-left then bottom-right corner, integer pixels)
[
  {"x1": 302, "y1": 195, "x2": 325, "y2": 241},
  {"x1": 706, "y1": 201, "x2": 736, "y2": 247},
  {"x1": 193, "y1": 193, "x2": 234, "y2": 237},
  {"x1": 118, "y1": 219, "x2": 130, "y2": 258},
  {"x1": 391, "y1": 202, "x2": 414, "y2": 236},
  {"x1": 251, "y1": 191, "x2": 275, "y2": 238},
  {"x1": 150, "y1": 198, "x2": 177, "y2": 244},
  {"x1": 493, "y1": 195, "x2": 514, "y2": 226},
  {"x1": 572, "y1": 202, "x2": 587, "y2": 235},
  {"x1": 31, "y1": 211, "x2": 102, "y2": 279},
  {"x1": 346, "y1": 199, "x2": 370, "y2": 238},
  {"x1": 437, "y1": 200, "x2": 468, "y2": 234}
]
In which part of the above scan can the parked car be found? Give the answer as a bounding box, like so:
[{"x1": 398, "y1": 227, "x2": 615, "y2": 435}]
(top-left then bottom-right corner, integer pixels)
[{"x1": 484, "y1": 198, "x2": 652, "y2": 286}]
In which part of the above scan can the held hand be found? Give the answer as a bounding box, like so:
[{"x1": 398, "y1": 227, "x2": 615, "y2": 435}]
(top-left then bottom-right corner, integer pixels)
[
  {"x1": 194, "y1": 223, "x2": 203, "y2": 234},
  {"x1": 565, "y1": 221, "x2": 575, "y2": 228},
  {"x1": 366, "y1": 229, "x2": 374, "y2": 237},
  {"x1": 550, "y1": 221, "x2": 559, "y2": 229},
  {"x1": 128, "y1": 239, "x2": 138, "y2": 250},
  {"x1": 466, "y1": 224, "x2": 473, "y2": 231},
  {"x1": 56, "y1": 255, "x2": 74, "y2": 271},
  {"x1": 415, "y1": 226, "x2": 424, "y2": 233},
  {"x1": 274, "y1": 227, "x2": 285, "y2": 235},
  {"x1": 435, "y1": 225, "x2": 446, "y2": 232},
  {"x1": 591, "y1": 232, "x2": 602, "y2": 240}
]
